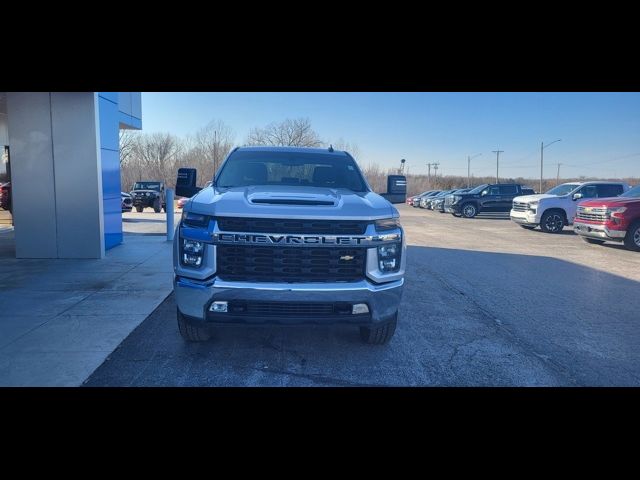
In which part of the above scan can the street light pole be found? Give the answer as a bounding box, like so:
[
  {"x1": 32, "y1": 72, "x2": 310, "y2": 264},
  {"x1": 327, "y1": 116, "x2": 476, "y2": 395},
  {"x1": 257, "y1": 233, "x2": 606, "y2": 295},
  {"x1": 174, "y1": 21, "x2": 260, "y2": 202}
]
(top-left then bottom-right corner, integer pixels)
[
  {"x1": 540, "y1": 139, "x2": 562, "y2": 193},
  {"x1": 467, "y1": 153, "x2": 482, "y2": 188},
  {"x1": 492, "y1": 150, "x2": 503, "y2": 183}
]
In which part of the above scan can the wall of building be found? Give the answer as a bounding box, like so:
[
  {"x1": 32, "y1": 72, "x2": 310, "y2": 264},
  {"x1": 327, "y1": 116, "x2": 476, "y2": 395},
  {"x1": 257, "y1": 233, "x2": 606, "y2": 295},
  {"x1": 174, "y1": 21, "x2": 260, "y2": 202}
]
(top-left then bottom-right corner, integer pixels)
[
  {"x1": 7, "y1": 92, "x2": 104, "y2": 258},
  {"x1": 118, "y1": 92, "x2": 142, "y2": 129},
  {"x1": 98, "y1": 93, "x2": 122, "y2": 249}
]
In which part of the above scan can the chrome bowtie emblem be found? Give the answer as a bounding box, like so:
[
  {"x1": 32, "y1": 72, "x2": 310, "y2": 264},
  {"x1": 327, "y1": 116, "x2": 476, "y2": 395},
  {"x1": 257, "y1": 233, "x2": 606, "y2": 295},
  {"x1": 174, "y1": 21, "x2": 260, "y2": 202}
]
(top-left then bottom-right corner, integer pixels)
[{"x1": 340, "y1": 255, "x2": 354, "y2": 261}]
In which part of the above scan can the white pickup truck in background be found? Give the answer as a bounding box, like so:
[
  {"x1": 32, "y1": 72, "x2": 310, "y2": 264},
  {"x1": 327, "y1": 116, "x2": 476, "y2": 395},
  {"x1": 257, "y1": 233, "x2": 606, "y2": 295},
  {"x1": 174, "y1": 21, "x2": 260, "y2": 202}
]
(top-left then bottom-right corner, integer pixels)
[{"x1": 510, "y1": 181, "x2": 630, "y2": 233}]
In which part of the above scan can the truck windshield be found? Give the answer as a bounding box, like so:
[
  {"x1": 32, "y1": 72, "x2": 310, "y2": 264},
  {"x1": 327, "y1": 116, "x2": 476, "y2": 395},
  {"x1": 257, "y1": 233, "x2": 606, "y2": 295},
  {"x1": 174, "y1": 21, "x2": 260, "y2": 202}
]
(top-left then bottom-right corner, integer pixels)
[
  {"x1": 216, "y1": 151, "x2": 368, "y2": 192},
  {"x1": 545, "y1": 183, "x2": 580, "y2": 196},
  {"x1": 133, "y1": 182, "x2": 161, "y2": 191},
  {"x1": 468, "y1": 184, "x2": 489, "y2": 194},
  {"x1": 620, "y1": 184, "x2": 640, "y2": 198}
]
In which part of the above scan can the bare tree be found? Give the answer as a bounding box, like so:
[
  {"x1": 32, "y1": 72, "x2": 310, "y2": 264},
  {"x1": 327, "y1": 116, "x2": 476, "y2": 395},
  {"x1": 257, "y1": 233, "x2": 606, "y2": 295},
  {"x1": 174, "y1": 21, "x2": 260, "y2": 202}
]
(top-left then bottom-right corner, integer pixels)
[
  {"x1": 121, "y1": 132, "x2": 182, "y2": 190},
  {"x1": 245, "y1": 118, "x2": 323, "y2": 147},
  {"x1": 119, "y1": 129, "x2": 138, "y2": 166}
]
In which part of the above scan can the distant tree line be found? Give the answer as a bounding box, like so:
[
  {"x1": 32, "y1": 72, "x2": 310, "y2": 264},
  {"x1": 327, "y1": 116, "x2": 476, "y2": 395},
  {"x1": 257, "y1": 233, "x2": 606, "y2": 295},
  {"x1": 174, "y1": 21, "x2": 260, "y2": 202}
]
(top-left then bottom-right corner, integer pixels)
[{"x1": 120, "y1": 117, "x2": 638, "y2": 196}]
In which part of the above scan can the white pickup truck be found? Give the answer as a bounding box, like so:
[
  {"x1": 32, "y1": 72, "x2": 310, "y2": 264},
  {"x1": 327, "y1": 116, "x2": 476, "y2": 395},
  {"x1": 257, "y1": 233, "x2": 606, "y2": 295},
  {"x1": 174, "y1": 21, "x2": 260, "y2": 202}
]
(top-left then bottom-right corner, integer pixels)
[{"x1": 510, "y1": 181, "x2": 630, "y2": 233}]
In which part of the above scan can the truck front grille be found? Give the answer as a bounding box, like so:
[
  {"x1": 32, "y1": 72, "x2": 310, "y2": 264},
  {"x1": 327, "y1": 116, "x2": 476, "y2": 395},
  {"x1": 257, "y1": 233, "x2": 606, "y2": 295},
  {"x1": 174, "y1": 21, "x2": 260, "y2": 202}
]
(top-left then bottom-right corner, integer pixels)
[
  {"x1": 227, "y1": 301, "x2": 351, "y2": 317},
  {"x1": 217, "y1": 217, "x2": 368, "y2": 235},
  {"x1": 576, "y1": 206, "x2": 607, "y2": 222},
  {"x1": 512, "y1": 201, "x2": 529, "y2": 212},
  {"x1": 216, "y1": 245, "x2": 367, "y2": 282}
]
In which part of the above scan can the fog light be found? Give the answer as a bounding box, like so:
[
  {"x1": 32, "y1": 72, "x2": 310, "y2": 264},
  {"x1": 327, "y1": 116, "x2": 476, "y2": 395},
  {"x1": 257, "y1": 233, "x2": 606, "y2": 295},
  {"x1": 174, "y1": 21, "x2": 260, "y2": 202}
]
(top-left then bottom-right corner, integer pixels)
[
  {"x1": 209, "y1": 301, "x2": 228, "y2": 313},
  {"x1": 378, "y1": 243, "x2": 398, "y2": 258},
  {"x1": 352, "y1": 303, "x2": 369, "y2": 315}
]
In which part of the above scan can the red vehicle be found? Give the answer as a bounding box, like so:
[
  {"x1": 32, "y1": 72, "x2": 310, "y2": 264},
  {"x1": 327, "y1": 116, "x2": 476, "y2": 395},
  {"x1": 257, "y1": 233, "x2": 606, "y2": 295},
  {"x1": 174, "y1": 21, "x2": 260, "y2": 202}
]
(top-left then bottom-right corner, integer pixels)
[
  {"x1": 0, "y1": 182, "x2": 11, "y2": 212},
  {"x1": 177, "y1": 197, "x2": 189, "y2": 209},
  {"x1": 573, "y1": 184, "x2": 640, "y2": 251}
]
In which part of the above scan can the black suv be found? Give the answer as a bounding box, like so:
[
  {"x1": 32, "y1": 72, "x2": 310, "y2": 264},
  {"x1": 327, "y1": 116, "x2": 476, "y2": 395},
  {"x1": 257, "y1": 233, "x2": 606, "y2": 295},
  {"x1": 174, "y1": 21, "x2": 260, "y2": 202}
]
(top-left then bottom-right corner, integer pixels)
[
  {"x1": 130, "y1": 181, "x2": 166, "y2": 213},
  {"x1": 447, "y1": 183, "x2": 535, "y2": 218}
]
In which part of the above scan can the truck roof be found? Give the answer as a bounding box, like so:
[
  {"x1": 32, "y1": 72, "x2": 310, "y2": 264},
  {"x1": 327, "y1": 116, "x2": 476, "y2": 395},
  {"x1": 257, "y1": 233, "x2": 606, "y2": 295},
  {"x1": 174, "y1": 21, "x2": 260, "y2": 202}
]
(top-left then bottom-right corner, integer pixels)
[{"x1": 235, "y1": 146, "x2": 349, "y2": 157}]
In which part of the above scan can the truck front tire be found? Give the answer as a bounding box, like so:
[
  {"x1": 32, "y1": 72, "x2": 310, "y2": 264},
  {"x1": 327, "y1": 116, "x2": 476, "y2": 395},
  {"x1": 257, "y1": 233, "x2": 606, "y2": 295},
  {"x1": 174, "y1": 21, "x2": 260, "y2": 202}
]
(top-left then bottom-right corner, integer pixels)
[
  {"x1": 623, "y1": 221, "x2": 640, "y2": 252},
  {"x1": 359, "y1": 313, "x2": 397, "y2": 345},
  {"x1": 540, "y1": 210, "x2": 565, "y2": 233},
  {"x1": 135, "y1": 206, "x2": 143, "y2": 212},
  {"x1": 153, "y1": 198, "x2": 161, "y2": 213},
  {"x1": 177, "y1": 309, "x2": 211, "y2": 342},
  {"x1": 461, "y1": 203, "x2": 477, "y2": 218}
]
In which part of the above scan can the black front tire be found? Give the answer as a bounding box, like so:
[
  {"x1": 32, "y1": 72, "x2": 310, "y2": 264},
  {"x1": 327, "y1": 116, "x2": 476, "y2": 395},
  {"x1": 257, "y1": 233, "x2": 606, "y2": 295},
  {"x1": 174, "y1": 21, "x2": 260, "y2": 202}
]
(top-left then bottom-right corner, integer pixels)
[
  {"x1": 177, "y1": 309, "x2": 211, "y2": 342},
  {"x1": 135, "y1": 206, "x2": 143, "y2": 213},
  {"x1": 461, "y1": 203, "x2": 478, "y2": 218},
  {"x1": 623, "y1": 221, "x2": 640, "y2": 252},
  {"x1": 582, "y1": 237, "x2": 605, "y2": 245},
  {"x1": 360, "y1": 313, "x2": 397, "y2": 345},
  {"x1": 153, "y1": 198, "x2": 161, "y2": 213},
  {"x1": 540, "y1": 210, "x2": 565, "y2": 233}
]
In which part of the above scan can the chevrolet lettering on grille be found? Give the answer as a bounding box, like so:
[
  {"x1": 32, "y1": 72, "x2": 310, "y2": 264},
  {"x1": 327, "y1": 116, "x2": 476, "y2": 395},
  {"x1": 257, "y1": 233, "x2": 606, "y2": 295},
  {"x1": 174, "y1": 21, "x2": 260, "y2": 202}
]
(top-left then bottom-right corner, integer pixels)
[{"x1": 213, "y1": 233, "x2": 369, "y2": 246}]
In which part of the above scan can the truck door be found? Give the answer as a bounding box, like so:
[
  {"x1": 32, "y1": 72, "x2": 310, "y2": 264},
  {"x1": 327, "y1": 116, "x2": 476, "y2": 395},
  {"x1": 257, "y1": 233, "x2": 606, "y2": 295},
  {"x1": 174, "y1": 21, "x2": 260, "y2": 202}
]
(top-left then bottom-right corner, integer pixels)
[
  {"x1": 480, "y1": 185, "x2": 501, "y2": 211},
  {"x1": 498, "y1": 185, "x2": 519, "y2": 211}
]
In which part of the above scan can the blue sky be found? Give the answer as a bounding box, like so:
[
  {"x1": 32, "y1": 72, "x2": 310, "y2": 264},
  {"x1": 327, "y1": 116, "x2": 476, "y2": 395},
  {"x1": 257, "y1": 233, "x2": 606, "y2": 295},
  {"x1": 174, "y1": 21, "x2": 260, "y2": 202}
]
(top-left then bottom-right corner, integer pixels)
[{"x1": 141, "y1": 92, "x2": 640, "y2": 179}]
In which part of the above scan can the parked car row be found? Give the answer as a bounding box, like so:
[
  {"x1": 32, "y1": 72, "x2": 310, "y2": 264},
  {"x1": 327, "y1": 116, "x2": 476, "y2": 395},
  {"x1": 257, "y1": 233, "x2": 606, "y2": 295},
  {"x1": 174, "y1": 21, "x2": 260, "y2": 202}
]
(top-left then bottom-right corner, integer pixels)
[
  {"x1": 510, "y1": 181, "x2": 640, "y2": 251},
  {"x1": 410, "y1": 180, "x2": 640, "y2": 252}
]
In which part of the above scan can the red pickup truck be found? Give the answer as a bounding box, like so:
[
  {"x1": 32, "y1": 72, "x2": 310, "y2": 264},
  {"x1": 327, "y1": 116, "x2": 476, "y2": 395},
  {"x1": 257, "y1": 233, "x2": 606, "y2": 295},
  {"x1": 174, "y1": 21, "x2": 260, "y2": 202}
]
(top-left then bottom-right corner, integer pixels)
[{"x1": 573, "y1": 184, "x2": 640, "y2": 251}]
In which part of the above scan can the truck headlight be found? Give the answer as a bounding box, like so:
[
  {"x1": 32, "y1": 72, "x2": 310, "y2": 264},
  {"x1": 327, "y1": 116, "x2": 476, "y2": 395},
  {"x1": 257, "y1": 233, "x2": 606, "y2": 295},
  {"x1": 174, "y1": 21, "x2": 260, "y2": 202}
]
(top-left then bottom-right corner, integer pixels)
[
  {"x1": 528, "y1": 201, "x2": 538, "y2": 211},
  {"x1": 378, "y1": 242, "x2": 401, "y2": 272},
  {"x1": 181, "y1": 211, "x2": 210, "y2": 228},
  {"x1": 452, "y1": 195, "x2": 462, "y2": 204},
  {"x1": 607, "y1": 207, "x2": 627, "y2": 219},
  {"x1": 375, "y1": 218, "x2": 400, "y2": 231},
  {"x1": 181, "y1": 239, "x2": 204, "y2": 267}
]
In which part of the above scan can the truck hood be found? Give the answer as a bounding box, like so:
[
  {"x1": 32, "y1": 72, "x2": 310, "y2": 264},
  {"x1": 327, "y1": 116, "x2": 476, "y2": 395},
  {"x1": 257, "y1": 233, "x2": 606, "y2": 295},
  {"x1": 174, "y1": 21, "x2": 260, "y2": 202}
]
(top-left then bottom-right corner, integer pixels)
[
  {"x1": 187, "y1": 185, "x2": 397, "y2": 220},
  {"x1": 578, "y1": 197, "x2": 640, "y2": 208},
  {"x1": 513, "y1": 194, "x2": 557, "y2": 203}
]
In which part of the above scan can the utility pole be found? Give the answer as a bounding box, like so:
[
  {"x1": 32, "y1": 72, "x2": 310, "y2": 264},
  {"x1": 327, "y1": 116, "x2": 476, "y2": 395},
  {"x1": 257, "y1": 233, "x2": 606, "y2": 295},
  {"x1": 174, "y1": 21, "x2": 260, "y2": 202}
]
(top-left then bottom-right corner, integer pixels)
[
  {"x1": 432, "y1": 162, "x2": 440, "y2": 187},
  {"x1": 556, "y1": 163, "x2": 562, "y2": 186},
  {"x1": 540, "y1": 139, "x2": 562, "y2": 193},
  {"x1": 492, "y1": 150, "x2": 503, "y2": 183},
  {"x1": 427, "y1": 163, "x2": 432, "y2": 186},
  {"x1": 467, "y1": 153, "x2": 482, "y2": 188}
]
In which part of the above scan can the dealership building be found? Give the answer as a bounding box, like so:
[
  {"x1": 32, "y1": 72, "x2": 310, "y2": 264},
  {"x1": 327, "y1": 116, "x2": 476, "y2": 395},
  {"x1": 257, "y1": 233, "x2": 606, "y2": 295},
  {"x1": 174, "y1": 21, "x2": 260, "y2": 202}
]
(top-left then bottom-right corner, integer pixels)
[{"x1": 0, "y1": 92, "x2": 142, "y2": 259}]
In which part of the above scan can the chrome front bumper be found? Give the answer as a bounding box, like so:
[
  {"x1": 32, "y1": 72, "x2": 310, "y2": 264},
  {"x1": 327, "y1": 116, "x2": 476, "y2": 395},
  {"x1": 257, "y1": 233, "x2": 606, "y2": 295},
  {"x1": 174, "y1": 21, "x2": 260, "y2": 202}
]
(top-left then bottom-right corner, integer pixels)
[
  {"x1": 573, "y1": 222, "x2": 626, "y2": 240},
  {"x1": 174, "y1": 276, "x2": 404, "y2": 325},
  {"x1": 509, "y1": 209, "x2": 539, "y2": 226}
]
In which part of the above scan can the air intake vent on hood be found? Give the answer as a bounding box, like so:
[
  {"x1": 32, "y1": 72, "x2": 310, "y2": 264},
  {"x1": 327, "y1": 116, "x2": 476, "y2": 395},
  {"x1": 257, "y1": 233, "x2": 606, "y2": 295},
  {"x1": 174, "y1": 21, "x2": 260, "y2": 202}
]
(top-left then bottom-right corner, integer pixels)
[{"x1": 251, "y1": 199, "x2": 335, "y2": 206}]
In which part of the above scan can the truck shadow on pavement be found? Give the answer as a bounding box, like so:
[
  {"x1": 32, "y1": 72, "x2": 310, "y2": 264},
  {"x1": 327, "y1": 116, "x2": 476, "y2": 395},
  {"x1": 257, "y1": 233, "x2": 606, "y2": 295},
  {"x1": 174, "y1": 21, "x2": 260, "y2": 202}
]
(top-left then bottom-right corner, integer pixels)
[{"x1": 82, "y1": 245, "x2": 640, "y2": 387}]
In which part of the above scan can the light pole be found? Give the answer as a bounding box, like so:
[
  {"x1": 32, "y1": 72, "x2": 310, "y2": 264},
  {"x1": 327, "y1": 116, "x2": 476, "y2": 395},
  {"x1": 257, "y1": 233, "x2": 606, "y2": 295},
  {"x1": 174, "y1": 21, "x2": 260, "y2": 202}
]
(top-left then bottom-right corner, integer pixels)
[
  {"x1": 492, "y1": 150, "x2": 503, "y2": 183},
  {"x1": 540, "y1": 139, "x2": 561, "y2": 193},
  {"x1": 467, "y1": 153, "x2": 482, "y2": 188}
]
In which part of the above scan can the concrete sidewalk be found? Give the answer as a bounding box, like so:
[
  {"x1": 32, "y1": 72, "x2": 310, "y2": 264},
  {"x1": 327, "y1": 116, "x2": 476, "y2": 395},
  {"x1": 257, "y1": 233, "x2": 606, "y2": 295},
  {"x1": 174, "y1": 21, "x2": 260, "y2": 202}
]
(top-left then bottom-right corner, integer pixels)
[{"x1": 0, "y1": 231, "x2": 174, "y2": 386}]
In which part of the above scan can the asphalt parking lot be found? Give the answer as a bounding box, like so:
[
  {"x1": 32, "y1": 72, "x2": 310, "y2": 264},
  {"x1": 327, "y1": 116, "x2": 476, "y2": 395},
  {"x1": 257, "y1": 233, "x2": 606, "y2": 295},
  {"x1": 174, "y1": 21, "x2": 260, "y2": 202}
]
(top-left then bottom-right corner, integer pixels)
[{"x1": 85, "y1": 204, "x2": 640, "y2": 386}]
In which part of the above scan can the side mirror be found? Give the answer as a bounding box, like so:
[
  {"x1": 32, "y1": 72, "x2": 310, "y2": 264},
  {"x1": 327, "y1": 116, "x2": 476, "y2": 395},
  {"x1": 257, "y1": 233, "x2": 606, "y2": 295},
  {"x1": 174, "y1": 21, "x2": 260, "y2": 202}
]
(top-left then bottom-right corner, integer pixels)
[
  {"x1": 380, "y1": 175, "x2": 407, "y2": 204},
  {"x1": 573, "y1": 193, "x2": 583, "y2": 201},
  {"x1": 481, "y1": 190, "x2": 488, "y2": 196},
  {"x1": 176, "y1": 168, "x2": 202, "y2": 198}
]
